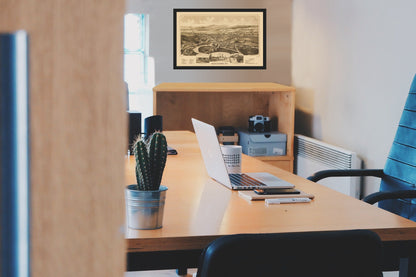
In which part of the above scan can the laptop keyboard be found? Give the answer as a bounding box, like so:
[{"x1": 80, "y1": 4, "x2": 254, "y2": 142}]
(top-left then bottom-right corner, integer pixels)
[{"x1": 229, "y1": 173, "x2": 266, "y2": 189}]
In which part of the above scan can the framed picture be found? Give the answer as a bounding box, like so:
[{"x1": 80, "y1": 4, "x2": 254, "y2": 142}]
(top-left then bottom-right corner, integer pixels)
[{"x1": 173, "y1": 9, "x2": 266, "y2": 69}]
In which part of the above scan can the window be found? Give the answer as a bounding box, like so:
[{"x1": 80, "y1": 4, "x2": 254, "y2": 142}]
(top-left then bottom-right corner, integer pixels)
[{"x1": 124, "y1": 13, "x2": 154, "y2": 120}]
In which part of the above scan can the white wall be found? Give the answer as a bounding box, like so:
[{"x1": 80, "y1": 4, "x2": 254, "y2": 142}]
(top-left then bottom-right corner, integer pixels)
[
  {"x1": 292, "y1": 0, "x2": 416, "y2": 195},
  {"x1": 126, "y1": 0, "x2": 416, "y2": 195},
  {"x1": 126, "y1": 0, "x2": 292, "y2": 85}
]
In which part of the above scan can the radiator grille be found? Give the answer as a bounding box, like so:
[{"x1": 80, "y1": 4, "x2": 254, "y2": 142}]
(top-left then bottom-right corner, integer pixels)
[
  {"x1": 294, "y1": 134, "x2": 362, "y2": 198},
  {"x1": 295, "y1": 136, "x2": 353, "y2": 169}
]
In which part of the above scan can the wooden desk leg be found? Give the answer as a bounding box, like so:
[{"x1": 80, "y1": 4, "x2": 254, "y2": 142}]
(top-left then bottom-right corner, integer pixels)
[
  {"x1": 176, "y1": 268, "x2": 187, "y2": 275},
  {"x1": 399, "y1": 257, "x2": 416, "y2": 277}
]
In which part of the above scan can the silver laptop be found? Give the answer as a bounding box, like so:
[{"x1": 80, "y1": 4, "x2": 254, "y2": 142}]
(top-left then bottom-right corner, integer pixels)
[{"x1": 191, "y1": 118, "x2": 295, "y2": 190}]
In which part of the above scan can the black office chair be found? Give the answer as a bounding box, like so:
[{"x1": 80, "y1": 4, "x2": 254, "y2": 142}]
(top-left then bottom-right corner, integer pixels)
[
  {"x1": 307, "y1": 74, "x2": 416, "y2": 221},
  {"x1": 196, "y1": 230, "x2": 382, "y2": 277}
]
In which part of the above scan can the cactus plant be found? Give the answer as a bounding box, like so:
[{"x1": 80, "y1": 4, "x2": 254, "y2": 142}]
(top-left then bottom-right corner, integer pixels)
[{"x1": 133, "y1": 132, "x2": 168, "y2": 190}]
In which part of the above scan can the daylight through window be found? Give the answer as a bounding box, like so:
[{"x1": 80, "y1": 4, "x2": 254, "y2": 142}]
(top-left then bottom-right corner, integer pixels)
[{"x1": 124, "y1": 13, "x2": 154, "y2": 120}]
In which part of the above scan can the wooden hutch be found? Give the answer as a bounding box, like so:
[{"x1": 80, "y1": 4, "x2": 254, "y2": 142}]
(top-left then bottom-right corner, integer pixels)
[{"x1": 153, "y1": 82, "x2": 295, "y2": 172}]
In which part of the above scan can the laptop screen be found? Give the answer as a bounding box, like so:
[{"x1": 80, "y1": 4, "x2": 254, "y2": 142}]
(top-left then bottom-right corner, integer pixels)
[{"x1": 191, "y1": 118, "x2": 232, "y2": 187}]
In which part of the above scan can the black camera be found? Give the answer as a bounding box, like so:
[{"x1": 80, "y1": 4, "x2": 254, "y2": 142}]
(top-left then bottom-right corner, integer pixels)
[{"x1": 248, "y1": 115, "x2": 271, "y2": 133}]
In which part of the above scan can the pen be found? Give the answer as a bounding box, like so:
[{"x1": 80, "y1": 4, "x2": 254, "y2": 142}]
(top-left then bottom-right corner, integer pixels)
[{"x1": 265, "y1": 198, "x2": 311, "y2": 205}]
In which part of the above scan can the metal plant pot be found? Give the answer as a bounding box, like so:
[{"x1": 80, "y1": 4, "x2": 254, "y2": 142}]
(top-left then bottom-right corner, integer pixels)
[{"x1": 125, "y1": 185, "x2": 168, "y2": 230}]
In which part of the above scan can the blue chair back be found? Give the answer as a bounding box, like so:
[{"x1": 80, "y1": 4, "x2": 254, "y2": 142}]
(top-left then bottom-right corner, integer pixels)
[{"x1": 380, "y1": 74, "x2": 416, "y2": 220}]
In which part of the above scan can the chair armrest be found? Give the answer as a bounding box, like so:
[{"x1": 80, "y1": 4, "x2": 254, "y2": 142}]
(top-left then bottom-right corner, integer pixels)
[
  {"x1": 363, "y1": 190, "x2": 416, "y2": 205},
  {"x1": 307, "y1": 169, "x2": 385, "y2": 182}
]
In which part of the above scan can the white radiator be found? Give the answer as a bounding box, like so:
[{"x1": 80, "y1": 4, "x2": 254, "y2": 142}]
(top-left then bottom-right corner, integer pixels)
[{"x1": 294, "y1": 135, "x2": 362, "y2": 198}]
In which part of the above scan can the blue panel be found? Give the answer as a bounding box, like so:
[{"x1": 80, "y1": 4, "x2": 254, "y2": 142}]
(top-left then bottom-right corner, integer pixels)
[
  {"x1": 384, "y1": 158, "x2": 416, "y2": 184},
  {"x1": 394, "y1": 126, "x2": 416, "y2": 148},
  {"x1": 388, "y1": 142, "x2": 416, "y2": 167},
  {"x1": 0, "y1": 31, "x2": 30, "y2": 277},
  {"x1": 410, "y1": 74, "x2": 416, "y2": 93},
  {"x1": 404, "y1": 93, "x2": 416, "y2": 111},
  {"x1": 399, "y1": 109, "x2": 416, "y2": 129},
  {"x1": 379, "y1": 176, "x2": 416, "y2": 221}
]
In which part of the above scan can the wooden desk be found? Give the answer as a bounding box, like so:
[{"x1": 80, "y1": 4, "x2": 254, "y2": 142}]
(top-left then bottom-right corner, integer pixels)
[{"x1": 125, "y1": 131, "x2": 416, "y2": 273}]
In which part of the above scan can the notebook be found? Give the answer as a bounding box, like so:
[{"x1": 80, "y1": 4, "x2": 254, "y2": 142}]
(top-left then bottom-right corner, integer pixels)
[
  {"x1": 191, "y1": 118, "x2": 295, "y2": 190},
  {"x1": 238, "y1": 190, "x2": 315, "y2": 201}
]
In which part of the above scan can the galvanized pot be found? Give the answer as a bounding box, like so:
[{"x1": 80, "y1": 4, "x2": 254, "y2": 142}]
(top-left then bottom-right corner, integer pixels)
[{"x1": 125, "y1": 185, "x2": 168, "y2": 230}]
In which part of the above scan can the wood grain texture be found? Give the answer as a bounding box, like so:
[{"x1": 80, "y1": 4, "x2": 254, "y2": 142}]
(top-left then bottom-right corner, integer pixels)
[
  {"x1": 255, "y1": 157, "x2": 293, "y2": 172},
  {"x1": 126, "y1": 131, "x2": 416, "y2": 253},
  {"x1": 1, "y1": 1, "x2": 126, "y2": 276},
  {"x1": 153, "y1": 82, "x2": 295, "y2": 171}
]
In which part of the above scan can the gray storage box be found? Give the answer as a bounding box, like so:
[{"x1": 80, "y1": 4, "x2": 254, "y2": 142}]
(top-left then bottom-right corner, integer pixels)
[{"x1": 238, "y1": 130, "x2": 287, "y2": 156}]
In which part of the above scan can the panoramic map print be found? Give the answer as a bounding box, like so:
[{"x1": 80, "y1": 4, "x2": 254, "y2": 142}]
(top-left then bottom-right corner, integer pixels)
[{"x1": 174, "y1": 10, "x2": 265, "y2": 69}]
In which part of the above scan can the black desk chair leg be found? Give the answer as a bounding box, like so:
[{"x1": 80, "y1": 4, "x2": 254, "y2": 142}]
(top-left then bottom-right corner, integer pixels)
[
  {"x1": 177, "y1": 267, "x2": 187, "y2": 275},
  {"x1": 399, "y1": 256, "x2": 416, "y2": 277}
]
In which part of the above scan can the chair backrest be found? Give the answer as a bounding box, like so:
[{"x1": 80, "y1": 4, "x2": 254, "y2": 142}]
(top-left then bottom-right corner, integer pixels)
[
  {"x1": 380, "y1": 74, "x2": 416, "y2": 220},
  {"x1": 196, "y1": 230, "x2": 382, "y2": 277}
]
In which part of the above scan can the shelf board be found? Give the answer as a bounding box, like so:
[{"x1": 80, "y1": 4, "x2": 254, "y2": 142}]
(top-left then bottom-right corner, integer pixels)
[
  {"x1": 254, "y1": 155, "x2": 293, "y2": 161},
  {"x1": 153, "y1": 82, "x2": 295, "y2": 93}
]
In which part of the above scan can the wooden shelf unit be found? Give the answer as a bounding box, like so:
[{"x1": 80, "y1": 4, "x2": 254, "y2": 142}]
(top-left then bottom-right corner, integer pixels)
[{"x1": 153, "y1": 82, "x2": 295, "y2": 172}]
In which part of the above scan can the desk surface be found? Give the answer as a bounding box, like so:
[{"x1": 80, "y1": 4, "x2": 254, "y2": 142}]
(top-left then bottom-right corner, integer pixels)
[{"x1": 125, "y1": 131, "x2": 416, "y2": 253}]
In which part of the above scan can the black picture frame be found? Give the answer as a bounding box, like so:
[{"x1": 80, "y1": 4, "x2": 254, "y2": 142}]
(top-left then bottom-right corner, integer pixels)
[{"x1": 173, "y1": 8, "x2": 266, "y2": 70}]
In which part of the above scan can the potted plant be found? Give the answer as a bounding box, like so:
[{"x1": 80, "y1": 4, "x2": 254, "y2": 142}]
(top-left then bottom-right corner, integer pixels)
[{"x1": 125, "y1": 132, "x2": 168, "y2": 230}]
